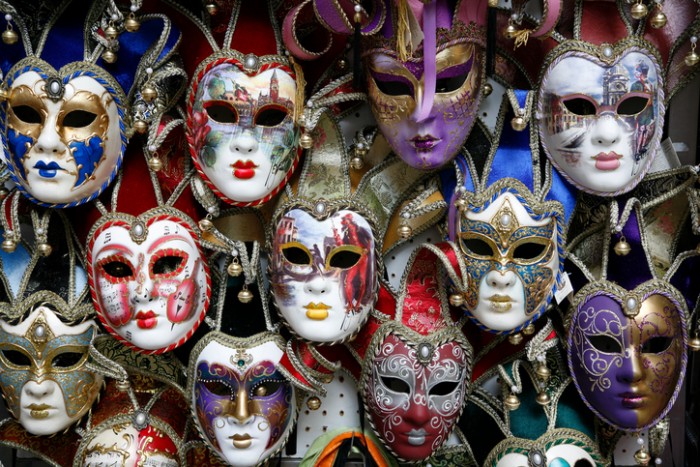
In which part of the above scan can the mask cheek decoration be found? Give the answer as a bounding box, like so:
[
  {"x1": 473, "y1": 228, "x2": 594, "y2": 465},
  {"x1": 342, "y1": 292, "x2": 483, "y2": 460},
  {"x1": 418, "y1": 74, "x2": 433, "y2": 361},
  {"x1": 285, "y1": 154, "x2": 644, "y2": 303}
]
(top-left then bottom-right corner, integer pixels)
[{"x1": 568, "y1": 288, "x2": 686, "y2": 430}]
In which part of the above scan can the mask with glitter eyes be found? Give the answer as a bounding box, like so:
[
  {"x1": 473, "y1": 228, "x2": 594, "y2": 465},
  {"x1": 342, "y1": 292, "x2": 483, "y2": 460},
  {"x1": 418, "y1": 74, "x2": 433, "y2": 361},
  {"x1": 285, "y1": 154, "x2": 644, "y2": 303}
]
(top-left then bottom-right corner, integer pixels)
[
  {"x1": 537, "y1": 46, "x2": 663, "y2": 196},
  {"x1": 453, "y1": 191, "x2": 560, "y2": 334},
  {"x1": 190, "y1": 333, "x2": 296, "y2": 467},
  {"x1": 568, "y1": 283, "x2": 687, "y2": 430},
  {"x1": 0, "y1": 307, "x2": 102, "y2": 436},
  {"x1": 87, "y1": 211, "x2": 210, "y2": 353},
  {"x1": 365, "y1": 42, "x2": 483, "y2": 170},
  {"x1": 269, "y1": 208, "x2": 376, "y2": 343},
  {"x1": 364, "y1": 332, "x2": 469, "y2": 462},
  {"x1": 3, "y1": 60, "x2": 125, "y2": 207},
  {"x1": 187, "y1": 59, "x2": 299, "y2": 206}
]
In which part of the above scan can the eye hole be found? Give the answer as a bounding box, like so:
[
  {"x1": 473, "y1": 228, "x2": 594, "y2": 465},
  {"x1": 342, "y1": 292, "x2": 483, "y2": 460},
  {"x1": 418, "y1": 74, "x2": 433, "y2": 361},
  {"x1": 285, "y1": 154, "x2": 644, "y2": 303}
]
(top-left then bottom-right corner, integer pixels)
[
  {"x1": 51, "y1": 352, "x2": 83, "y2": 369},
  {"x1": 380, "y1": 376, "x2": 410, "y2": 394},
  {"x1": 373, "y1": 77, "x2": 413, "y2": 97},
  {"x1": 617, "y1": 95, "x2": 650, "y2": 116},
  {"x1": 429, "y1": 381, "x2": 460, "y2": 396},
  {"x1": 573, "y1": 460, "x2": 595, "y2": 467},
  {"x1": 641, "y1": 336, "x2": 673, "y2": 354},
  {"x1": 562, "y1": 97, "x2": 597, "y2": 116},
  {"x1": 204, "y1": 102, "x2": 238, "y2": 124},
  {"x1": 436, "y1": 74, "x2": 468, "y2": 93},
  {"x1": 11, "y1": 105, "x2": 43, "y2": 124},
  {"x1": 1, "y1": 350, "x2": 31, "y2": 367},
  {"x1": 282, "y1": 246, "x2": 312, "y2": 266},
  {"x1": 152, "y1": 256, "x2": 184, "y2": 276},
  {"x1": 461, "y1": 238, "x2": 494, "y2": 257},
  {"x1": 588, "y1": 335, "x2": 622, "y2": 354},
  {"x1": 254, "y1": 106, "x2": 288, "y2": 127},
  {"x1": 100, "y1": 261, "x2": 134, "y2": 279},
  {"x1": 327, "y1": 249, "x2": 362, "y2": 269},
  {"x1": 202, "y1": 380, "x2": 231, "y2": 396},
  {"x1": 63, "y1": 110, "x2": 97, "y2": 128},
  {"x1": 253, "y1": 381, "x2": 282, "y2": 397},
  {"x1": 512, "y1": 242, "x2": 548, "y2": 262}
]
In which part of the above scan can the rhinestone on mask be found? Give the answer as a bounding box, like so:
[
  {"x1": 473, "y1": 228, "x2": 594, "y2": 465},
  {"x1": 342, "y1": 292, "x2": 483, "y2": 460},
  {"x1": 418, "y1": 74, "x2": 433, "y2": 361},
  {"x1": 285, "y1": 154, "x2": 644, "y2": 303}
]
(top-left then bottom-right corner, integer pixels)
[
  {"x1": 130, "y1": 220, "x2": 148, "y2": 244},
  {"x1": 132, "y1": 410, "x2": 149, "y2": 430},
  {"x1": 243, "y1": 53, "x2": 260, "y2": 73},
  {"x1": 417, "y1": 343, "x2": 433, "y2": 365},
  {"x1": 315, "y1": 201, "x2": 326, "y2": 215},
  {"x1": 45, "y1": 76, "x2": 64, "y2": 101}
]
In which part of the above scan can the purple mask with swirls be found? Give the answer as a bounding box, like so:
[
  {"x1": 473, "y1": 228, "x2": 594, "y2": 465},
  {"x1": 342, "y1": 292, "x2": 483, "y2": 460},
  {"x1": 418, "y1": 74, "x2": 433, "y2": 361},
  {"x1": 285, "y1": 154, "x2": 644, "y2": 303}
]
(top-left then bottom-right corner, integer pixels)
[{"x1": 568, "y1": 285, "x2": 686, "y2": 430}]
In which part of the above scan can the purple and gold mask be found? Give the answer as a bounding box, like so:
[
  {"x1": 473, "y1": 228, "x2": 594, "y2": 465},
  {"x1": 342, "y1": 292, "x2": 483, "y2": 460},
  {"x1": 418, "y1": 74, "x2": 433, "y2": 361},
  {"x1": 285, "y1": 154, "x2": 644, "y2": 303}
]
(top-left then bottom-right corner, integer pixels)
[
  {"x1": 568, "y1": 280, "x2": 686, "y2": 431},
  {"x1": 361, "y1": 0, "x2": 486, "y2": 170},
  {"x1": 537, "y1": 41, "x2": 663, "y2": 196},
  {"x1": 189, "y1": 332, "x2": 296, "y2": 467}
]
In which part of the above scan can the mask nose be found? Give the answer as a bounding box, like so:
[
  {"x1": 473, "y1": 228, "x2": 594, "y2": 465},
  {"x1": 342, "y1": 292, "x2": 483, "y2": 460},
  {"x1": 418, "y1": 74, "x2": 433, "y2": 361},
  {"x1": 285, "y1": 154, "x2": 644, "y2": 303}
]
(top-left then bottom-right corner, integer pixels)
[
  {"x1": 617, "y1": 348, "x2": 644, "y2": 384},
  {"x1": 34, "y1": 118, "x2": 68, "y2": 156},
  {"x1": 229, "y1": 129, "x2": 259, "y2": 155},
  {"x1": 24, "y1": 380, "x2": 55, "y2": 399},
  {"x1": 233, "y1": 387, "x2": 253, "y2": 424},
  {"x1": 485, "y1": 269, "x2": 516, "y2": 289},
  {"x1": 304, "y1": 276, "x2": 328, "y2": 296},
  {"x1": 590, "y1": 114, "x2": 621, "y2": 147}
]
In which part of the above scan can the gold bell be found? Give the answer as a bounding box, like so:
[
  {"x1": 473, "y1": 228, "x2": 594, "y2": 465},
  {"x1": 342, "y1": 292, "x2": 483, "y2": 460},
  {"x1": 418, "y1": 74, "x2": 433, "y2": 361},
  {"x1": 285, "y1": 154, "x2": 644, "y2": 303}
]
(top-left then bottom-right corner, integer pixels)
[
  {"x1": 503, "y1": 23, "x2": 518, "y2": 40},
  {"x1": 350, "y1": 156, "x2": 364, "y2": 170},
  {"x1": 482, "y1": 82, "x2": 493, "y2": 97},
  {"x1": 685, "y1": 49, "x2": 700, "y2": 67},
  {"x1": 0, "y1": 188, "x2": 8, "y2": 201},
  {"x1": 650, "y1": 9, "x2": 667, "y2": 28},
  {"x1": 306, "y1": 396, "x2": 322, "y2": 410},
  {"x1": 227, "y1": 261, "x2": 243, "y2": 277},
  {"x1": 614, "y1": 238, "x2": 631, "y2": 256},
  {"x1": 238, "y1": 288, "x2": 253, "y2": 303},
  {"x1": 508, "y1": 332, "x2": 523, "y2": 345},
  {"x1": 449, "y1": 294, "x2": 464, "y2": 307},
  {"x1": 398, "y1": 224, "x2": 413, "y2": 239},
  {"x1": 125, "y1": 14, "x2": 140, "y2": 32},
  {"x1": 633, "y1": 448, "x2": 651, "y2": 466},
  {"x1": 688, "y1": 335, "x2": 700, "y2": 351},
  {"x1": 300, "y1": 132, "x2": 314, "y2": 149},
  {"x1": 105, "y1": 25, "x2": 119, "y2": 40},
  {"x1": 205, "y1": 3, "x2": 218, "y2": 15},
  {"x1": 101, "y1": 50, "x2": 117, "y2": 64},
  {"x1": 536, "y1": 390, "x2": 550, "y2": 406},
  {"x1": 1, "y1": 239, "x2": 16, "y2": 253},
  {"x1": 522, "y1": 323, "x2": 536, "y2": 335},
  {"x1": 630, "y1": 1, "x2": 648, "y2": 19},
  {"x1": 511, "y1": 115, "x2": 527, "y2": 131},
  {"x1": 0, "y1": 87, "x2": 8, "y2": 102},
  {"x1": 141, "y1": 86, "x2": 158, "y2": 103},
  {"x1": 198, "y1": 218, "x2": 214, "y2": 232},
  {"x1": 504, "y1": 393, "x2": 520, "y2": 411},
  {"x1": 337, "y1": 58, "x2": 348, "y2": 71},
  {"x1": 354, "y1": 12, "x2": 363, "y2": 24},
  {"x1": 133, "y1": 119, "x2": 148, "y2": 134},
  {"x1": 455, "y1": 197, "x2": 467, "y2": 210},
  {"x1": 37, "y1": 243, "x2": 52, "y2": 257},
  {"x1": 536, "y1": 363, "x2": 551, "y2": 381},
  {"x1": 2, "y1": 28, "x2": 18, "y2": 45},
  {"x1": 148, "y1": 157, "x2": 163, "y2": 172}
]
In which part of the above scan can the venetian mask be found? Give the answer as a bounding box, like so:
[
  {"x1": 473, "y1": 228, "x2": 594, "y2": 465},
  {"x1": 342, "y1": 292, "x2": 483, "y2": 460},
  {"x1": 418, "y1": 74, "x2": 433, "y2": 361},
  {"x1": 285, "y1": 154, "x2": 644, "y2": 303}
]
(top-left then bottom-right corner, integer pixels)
[
  {"x1": 190, "y1": 332, "x2": 296, "y2": 467},
  {"x1": 87, "y1": 209, "x2": 209, "y2": 353},
  {"x1": 486, "y1": 429, "x2": 600, "y2": 467},
  {"x1": 0, "y1": 306, "x2": 102, "y2": 436},
  {"x1": 4, "y1": 61, "x2": 124, "y2": 207},
  {"x1": 270, "y1": 208, "x2": 376, "y2": 343},
  {"x1": 568, "y1": 282, "x2": 686, "y2": 430},
  {"x1": 455, "y1": 191, "x2": 560, "y2": 333},
  {"x1": 188, "y1": 58, "x2": 299, "y2": 205},
  {"x1": 81, "y1": 424, "x2": 180, "y2": 466},
  {"x1": 537, "y1": 44, "x2": 663, "y2": 195},
  {"x1": 364, "y1": 330, "x2": 469, "y2": 461},
  {"x1": 366, "y1": 42, "x2": 483, "y2": 170}
]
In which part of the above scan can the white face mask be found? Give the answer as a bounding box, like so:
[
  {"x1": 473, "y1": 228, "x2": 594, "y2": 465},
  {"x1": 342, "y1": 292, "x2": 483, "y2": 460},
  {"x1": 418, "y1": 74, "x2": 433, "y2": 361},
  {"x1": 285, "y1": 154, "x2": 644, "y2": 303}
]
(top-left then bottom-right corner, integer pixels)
[
  {"x1": 538, "y1": 48, "x2": 662, "y2": 195},
  {"x1": 191, "y1": 334, "x2": 296, "y2": 467},
  {"x1": 88, "y1": 215, "x2": 209, "y2": 353},
  {"x1": 458, "y1": 193, "x2": 559, "y2": 332},
  {"x1": 189, "y1": 62, "x2": 299, "y2": 205},
  {"x1": 492, "y1": 443, "x2": 596, "y2": 467},
  {"x1": 5, "y1": 67, "x2": 123, "y2": 206},
  {"x1": 270, "y1": 209, "x2": 376, "y2": 343},
  {"x1": 0, "y1": 307, "x2": 102, "y2": 436}
]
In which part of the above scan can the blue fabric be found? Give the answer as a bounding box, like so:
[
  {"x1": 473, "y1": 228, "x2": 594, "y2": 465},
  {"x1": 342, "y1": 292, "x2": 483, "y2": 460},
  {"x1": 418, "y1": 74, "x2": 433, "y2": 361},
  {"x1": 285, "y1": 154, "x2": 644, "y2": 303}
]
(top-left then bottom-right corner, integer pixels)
[
  {"x1": 546, "y1": 167, "x2": 577, "y2": 223},
  {"x1": 0, "y1": 17, "x2": 27, "y2": 76},
  {"x1": 486, "y1": 90, "x2": 534, "y2": 191},
  {"x1": 41, "y1": 1, "x2": 85, "y2": 69},
  {"x1": 607, "y1": 207, "x2": 651, "y2": 289},
  {"x1": 0, "y1": 239, "x2": 30, "y2": 300}
]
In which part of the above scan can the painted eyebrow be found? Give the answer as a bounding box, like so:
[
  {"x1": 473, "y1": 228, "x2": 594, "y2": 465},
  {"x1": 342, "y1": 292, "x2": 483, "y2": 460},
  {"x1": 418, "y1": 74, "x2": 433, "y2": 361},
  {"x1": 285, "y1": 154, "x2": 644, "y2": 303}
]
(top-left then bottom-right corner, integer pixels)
[
  {"x1": 95, "y1": 243, "x2": 132, "y2": 257},
  {"x1": 436, "y1": 56, "x2": 474, "y2": 80},
  {"x1": 369, "y1": 69, "x2": 415, "y2": 88},
  {"x1": 147, "y1": 235, "x2": 192, "y2": 254}
]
